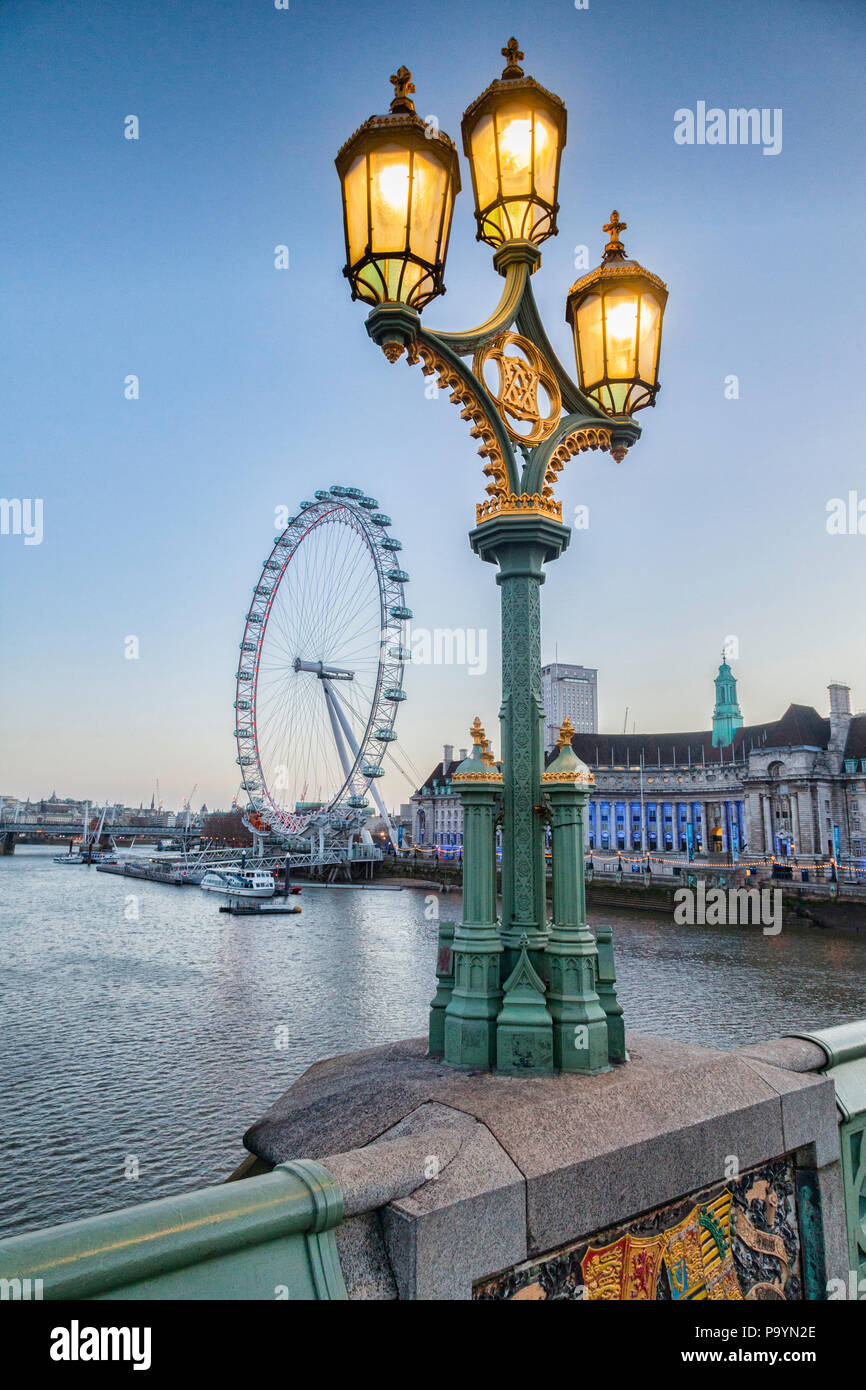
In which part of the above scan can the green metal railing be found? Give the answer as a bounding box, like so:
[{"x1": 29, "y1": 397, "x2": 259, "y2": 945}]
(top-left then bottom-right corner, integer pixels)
[
  {"x1": 0, "y1": 1159, "x2": 346, "y2": 1301},
  {"x1": 790, "y1": 1021, "x2": 866, "y2": 1284}
]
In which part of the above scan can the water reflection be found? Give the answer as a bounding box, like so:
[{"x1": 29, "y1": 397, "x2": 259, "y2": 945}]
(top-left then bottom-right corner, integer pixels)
[{"x1": 1, "y1": 849, "x2": 864, "y2": 1234}]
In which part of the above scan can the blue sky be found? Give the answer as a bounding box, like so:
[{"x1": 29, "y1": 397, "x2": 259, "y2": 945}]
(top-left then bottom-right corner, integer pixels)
[{"x1": 1, "y1": 0, "x2": 864, "y2": 811}]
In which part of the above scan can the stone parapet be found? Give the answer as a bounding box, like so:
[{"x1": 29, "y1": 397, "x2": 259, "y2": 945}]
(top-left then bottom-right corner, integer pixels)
[{"x1": 241, "y1": 1031, "x2": 846, "y2": 1300}]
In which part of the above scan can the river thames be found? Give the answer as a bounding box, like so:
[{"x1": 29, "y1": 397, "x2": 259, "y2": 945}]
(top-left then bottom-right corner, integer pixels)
[{"x1": 2, "y1": 847, "x2": 865, "y2": 1236}]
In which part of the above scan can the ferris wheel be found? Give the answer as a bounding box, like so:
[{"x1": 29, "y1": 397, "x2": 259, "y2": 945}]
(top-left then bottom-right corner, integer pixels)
[{"x1": 234, "y1": 487, "x2": 411, "y2": 840}]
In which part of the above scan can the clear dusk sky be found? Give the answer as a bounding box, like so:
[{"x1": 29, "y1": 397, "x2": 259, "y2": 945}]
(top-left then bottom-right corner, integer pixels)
[{"x1": 1, "y1": 0, "x2": 864, "y2": 812}]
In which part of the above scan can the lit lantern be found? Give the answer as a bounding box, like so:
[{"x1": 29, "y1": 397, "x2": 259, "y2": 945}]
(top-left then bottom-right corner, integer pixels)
[
  {"x1": 566, "y1": 212, "x2": 668, "y2": 416},
  {"x1": 461, "y1": 38, "x2": 566, "y2": 247},
  {"x1": 335, "y1": 67, "x2": 461, "y2": 311}
]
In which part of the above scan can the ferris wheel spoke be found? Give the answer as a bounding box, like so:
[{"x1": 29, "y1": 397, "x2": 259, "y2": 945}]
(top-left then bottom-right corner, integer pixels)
[
  {"x1": 293, "y1": 546, "x2": 326, "y2": 658},
  {"x1": 274, "y1": 675, "x2": 326, "y2": 799},
  {"x1": 269, "y1": 670, "x2": 334, "y2": 806},
  {"x1": 330, "y1": 679, "x2": 379, "y2": 769},
  {"x1": 317, "y1": 529, "x2": 376, "y2": 651},
  {"x1": 322, "y1": 534, "x2": 376, "y2": 648},
  {"x1": 305, "y1": 519, "x2": 352, "y2": 648},
  {"x1": 313, "y1": 565, "x2": 365, "y2": 662}
]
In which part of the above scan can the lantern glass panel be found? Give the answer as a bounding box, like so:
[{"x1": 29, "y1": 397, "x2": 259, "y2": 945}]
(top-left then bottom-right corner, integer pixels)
[
  {"x1": 345, "y1": 154, "x2": 369, "y2": 266},
  {"x1": 603, "y1": 287, "x2": 640, "y2": 381},
  {"x1": 637, "y1": 292, "x2": 661, "y2": 382},
  {"x1": 356, "y1": 256, "x2": 422, "y2": 305},
  {"x1": 576, "y1": 292, "x2": 604, "y2": 387},
  {"x1": 608, "y1": 380, "x2": 630, "y2": 414},
  {"x1": 409, "y1": 150, "x2": 450, "y2": 264},
  {"x1": 470, "y1": 114, "x2": 499, "y2": 209},
  {"x1": 496, "y1": 104, "x2": 535, "y2": 195},
  {"x1": 531, "y1": 106, "x2": 558, "y2": 204},
  {"x1": 369, "y1": 143, "x2": 412, "y2": 251}
]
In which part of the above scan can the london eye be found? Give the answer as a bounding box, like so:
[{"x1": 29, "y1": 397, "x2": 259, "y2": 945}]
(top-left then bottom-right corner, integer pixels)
[{"x1": 234, "y1": 487, "x2": 411, "y2": 841}]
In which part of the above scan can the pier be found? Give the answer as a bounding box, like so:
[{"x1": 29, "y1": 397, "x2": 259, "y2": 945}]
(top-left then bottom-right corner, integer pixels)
[{"x1": 96, "y1": 862, "x2": 189, "y2": 886}]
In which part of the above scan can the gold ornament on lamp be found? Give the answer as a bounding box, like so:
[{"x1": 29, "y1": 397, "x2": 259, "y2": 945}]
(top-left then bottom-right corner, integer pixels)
[{"x1": 472, "y1": 331, "x2": 562, "y2": 445}]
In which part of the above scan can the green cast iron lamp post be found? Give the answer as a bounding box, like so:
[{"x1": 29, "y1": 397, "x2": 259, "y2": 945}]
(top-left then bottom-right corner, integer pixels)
[{"x1": 336, "y1": 39, "x2": 668, "y2": 1074}]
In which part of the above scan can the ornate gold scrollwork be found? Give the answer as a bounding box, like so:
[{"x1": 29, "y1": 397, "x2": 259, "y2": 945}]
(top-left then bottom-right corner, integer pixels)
[
  {"x1": 472, "y1": 331, "x2": 562, "y2": 446},
  {"x1": 475, "y1": 491, "x2": 562, "y2": 525},
  {"x1": 541, "y1": 425, "x2": 622, "y2": 499},
  {"x1": 402, "y1": 339, "x2": 512, "y2": 503},
  {"x1": 392, "y1": 335, "x2": 619, "y2": 528}
]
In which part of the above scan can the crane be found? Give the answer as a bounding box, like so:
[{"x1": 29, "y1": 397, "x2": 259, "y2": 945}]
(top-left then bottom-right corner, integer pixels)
[{"x1": 182, "y1": 783, "x2": 198, "y2": 832}]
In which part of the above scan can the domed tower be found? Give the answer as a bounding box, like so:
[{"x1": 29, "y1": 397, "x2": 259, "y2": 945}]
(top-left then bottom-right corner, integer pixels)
[{"x1": 712, "y1": 654, "x2": 744, "y2": 748}]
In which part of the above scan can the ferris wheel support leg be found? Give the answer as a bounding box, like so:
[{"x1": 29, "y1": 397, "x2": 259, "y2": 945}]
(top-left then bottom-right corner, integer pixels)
[
  {"x1": 322, "y1": 680, "x2": 356, "y2": 787},
  {"x1": 328, "y1": 682, "x2": 399, "y2": 850}
]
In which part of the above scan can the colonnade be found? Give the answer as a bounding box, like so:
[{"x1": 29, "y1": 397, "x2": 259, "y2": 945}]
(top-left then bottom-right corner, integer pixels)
[{"x1": 587, "y1": 798, "x2": 745, "y2": 854}]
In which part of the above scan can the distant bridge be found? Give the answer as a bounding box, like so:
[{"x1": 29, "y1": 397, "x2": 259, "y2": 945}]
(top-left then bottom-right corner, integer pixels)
[
  {"x1": 1, "y1": 821, "x2": 384, "y2": 878},
  {"x1": 0, "y1": 822, "x2": 203, "y2": 852}
]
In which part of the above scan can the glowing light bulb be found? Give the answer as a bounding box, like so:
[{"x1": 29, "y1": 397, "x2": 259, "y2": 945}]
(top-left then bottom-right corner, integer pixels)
[
  {"x1": 604, "y1": 299, "x2": 638, "y2": 344},
  {"x1": 498, "y1": 117, "x2": 544, "y2": 172},
  {"x1": 375, "y1": 162, "x2": 410, "y2": 213}
]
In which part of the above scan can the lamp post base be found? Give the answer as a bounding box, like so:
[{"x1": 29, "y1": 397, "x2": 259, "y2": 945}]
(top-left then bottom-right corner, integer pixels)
[
  {"x1": 443, "y1": 926, "x2": 502, "y2": 1071},
  {"x1": 495, "y1": 938, "x2": 553, "y2": 1074}
]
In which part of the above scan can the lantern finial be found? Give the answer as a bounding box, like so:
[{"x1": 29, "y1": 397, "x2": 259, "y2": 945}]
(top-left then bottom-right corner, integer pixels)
[
  {"x1": 602, "y1": 211, "x2": 628, "y2": 261},
  {"x1": 500, "y1": 37, "x2": 524, "y2": 78},
  {"x1": 389, "y1": 66, "x2": 416, "y2": 113},
  {"x1": 470, "y1": 715, "x2": 486, "y2": 745},
  {"x1": 557, "y1": 716, "x2": 575, "y2": 748}
]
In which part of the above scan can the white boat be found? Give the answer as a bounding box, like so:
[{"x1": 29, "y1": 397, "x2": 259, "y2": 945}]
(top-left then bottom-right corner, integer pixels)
[
  {"x1": 53, "y1": 846, "x2": 118, "y2": 865},
  {"x1": 200, "y1": 869, "x2": 275, "y2": 899}
]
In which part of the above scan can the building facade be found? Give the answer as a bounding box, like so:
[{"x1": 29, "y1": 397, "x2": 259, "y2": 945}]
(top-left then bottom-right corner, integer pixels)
[
  {"x1": 410, "y1": 744, "x2": 469, "y2": 851},
  {"x1": 412, "y1": 668, "x2": 866, "y2": 862},
  {"x1": 541, "y1": 663, "x2": 598, "y2": 748},
  {"x1": 574, "y1": 672, "x2": 865, "y2": 860}
]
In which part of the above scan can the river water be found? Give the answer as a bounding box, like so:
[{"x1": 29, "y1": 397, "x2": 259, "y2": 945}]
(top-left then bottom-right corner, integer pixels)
[{"x1": 2, "y1": 847, "x2": 865, "y2": 1236}]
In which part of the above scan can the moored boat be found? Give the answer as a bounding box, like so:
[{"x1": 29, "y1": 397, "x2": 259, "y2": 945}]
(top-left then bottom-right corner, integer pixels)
[
  {"x1": 200, "y1": 868, "x2": 275, "y2": 899},
  {"x1": 52, "y1": 803, "x2": 117, "y2": 866}
]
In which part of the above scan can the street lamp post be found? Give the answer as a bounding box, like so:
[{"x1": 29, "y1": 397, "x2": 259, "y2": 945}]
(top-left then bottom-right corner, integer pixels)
[{"x1": 336, "y1": 40, "x2": 668, "y2": 1074}]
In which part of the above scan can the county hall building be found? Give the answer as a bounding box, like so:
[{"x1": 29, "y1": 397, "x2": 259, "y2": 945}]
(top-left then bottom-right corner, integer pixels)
[{"x1": 411, "y1": 662, "x2": 866, "y2": 862}]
